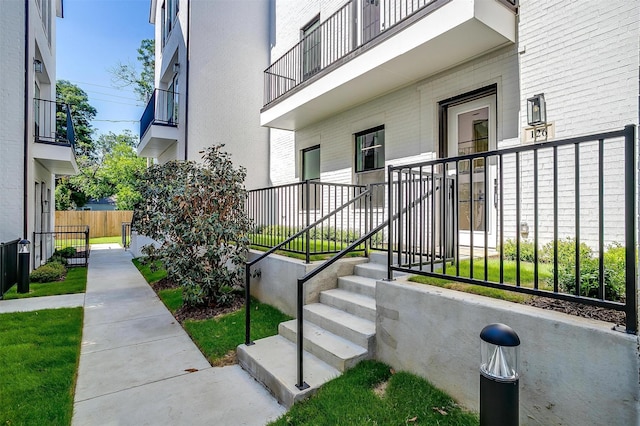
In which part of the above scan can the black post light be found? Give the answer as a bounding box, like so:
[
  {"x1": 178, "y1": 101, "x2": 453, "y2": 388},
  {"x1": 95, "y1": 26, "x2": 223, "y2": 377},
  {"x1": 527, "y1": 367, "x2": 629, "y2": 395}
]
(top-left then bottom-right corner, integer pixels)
[
  {"x1": 480, "y1": 323, "x2": 520, "y2": 426},
  {"x1": 17, "y1": 239, "x2": 30, "y2": 294}
]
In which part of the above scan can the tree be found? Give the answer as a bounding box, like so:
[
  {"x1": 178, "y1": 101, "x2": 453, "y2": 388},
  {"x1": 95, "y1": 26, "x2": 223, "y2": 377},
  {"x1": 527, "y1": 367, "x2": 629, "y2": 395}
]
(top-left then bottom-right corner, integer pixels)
[
  {"x1": 56, "y1": 80, "x2": 96, "y2": 157},
  {"x1": 110, "y1": 39, "x2": 155, "y2": 102},
  {"x1": 132, "y1": 145, "x2": 252, "y2": 308},
  {"x1": 96, "y1": 131, "x2": 146, "y2": 210}
]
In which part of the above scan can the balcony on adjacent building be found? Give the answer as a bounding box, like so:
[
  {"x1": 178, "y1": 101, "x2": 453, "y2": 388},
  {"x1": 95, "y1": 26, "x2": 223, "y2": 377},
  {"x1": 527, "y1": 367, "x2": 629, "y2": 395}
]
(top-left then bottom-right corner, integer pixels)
[
  {"x1": 138, "y1": 88, "x2": 179, "y2": 158},
  {"x1": 261, "y1": 0, "x2": 517, "y2": 130},
  {"x1": 33, "y1": 98, "x2": 78, "y2": 175}
]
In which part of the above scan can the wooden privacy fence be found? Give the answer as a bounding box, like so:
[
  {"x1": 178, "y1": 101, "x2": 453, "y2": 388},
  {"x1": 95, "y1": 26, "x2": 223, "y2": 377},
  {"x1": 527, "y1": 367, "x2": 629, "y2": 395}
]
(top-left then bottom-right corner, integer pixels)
[{"x1": 55, "y1": 211, "x2": 134, "y2": 238}]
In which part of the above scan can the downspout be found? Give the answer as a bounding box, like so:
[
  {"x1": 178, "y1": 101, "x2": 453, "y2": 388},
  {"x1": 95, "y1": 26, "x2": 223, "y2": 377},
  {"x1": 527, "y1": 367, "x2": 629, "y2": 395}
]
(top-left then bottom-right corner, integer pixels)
[
  {"x1": 183, "y1": 0, "x2": 190, "y2": 160},
  {"x1": 23, "y1": 0, "x2": 30, "y2": 238}
]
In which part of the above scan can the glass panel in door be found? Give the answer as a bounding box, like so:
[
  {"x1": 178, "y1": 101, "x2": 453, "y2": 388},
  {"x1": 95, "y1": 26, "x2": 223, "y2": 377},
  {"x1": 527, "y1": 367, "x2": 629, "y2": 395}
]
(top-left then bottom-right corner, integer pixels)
[{"x1": 447, "y1": 96, "x2": 497, "y2": 248}]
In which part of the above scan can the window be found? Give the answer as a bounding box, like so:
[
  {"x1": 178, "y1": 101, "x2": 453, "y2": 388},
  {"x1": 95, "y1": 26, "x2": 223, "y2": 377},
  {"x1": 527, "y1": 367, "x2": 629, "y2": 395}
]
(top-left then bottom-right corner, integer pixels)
[
  {"x1": 161, "y1": 0, "x2": 179, "y2": 46},
  {"x1": 355, "y1": 126, "x2": 385, "y2": 173},
  {"x1": 302, "y1": 145, "x2": 320, "y2": 181},
  {"x1": 302, "y1": 16, "x2": 321, "y2": 80},
  {"x1": 167, "y1": 73, "x2": 179, "y2": 124}
]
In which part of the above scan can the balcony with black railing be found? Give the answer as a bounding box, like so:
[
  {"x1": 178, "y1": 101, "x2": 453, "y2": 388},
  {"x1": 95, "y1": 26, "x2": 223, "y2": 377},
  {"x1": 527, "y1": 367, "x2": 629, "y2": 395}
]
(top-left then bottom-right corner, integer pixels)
[
  {"x1": 261, "y1": 0, "x2": 517, "y2": 130},
  {"x1": 32, "y1": 98, "x2": 78, "y2": 175},
  {"x1": 138, "y1": 88, "x2": 179, "y2": 158}
]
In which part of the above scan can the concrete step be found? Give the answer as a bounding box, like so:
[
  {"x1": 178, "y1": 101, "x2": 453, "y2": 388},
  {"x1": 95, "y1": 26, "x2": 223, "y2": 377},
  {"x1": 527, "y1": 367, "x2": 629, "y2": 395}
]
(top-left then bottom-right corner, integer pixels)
[
  {"x1": 354, "y1": 262, "x2": 389, "y2": 280},
  {"x1": 320, "y1": 288, "x2": 376, "y2": 322},
  {"x1": 368, "y1": 251, "x2": 389, "y2": 265},
  {"x1": 237, "y1": 335, "x2": 340, "y2": 409},
  {"x1": 303, "y1": 303, "x2": 375, "y2": 352},
  {"x1": 279, "y1": 320, "x2": 369, "y2": 372},
  {"x1": 338, "y1": 275, "x2": 376, "y2": 298}
]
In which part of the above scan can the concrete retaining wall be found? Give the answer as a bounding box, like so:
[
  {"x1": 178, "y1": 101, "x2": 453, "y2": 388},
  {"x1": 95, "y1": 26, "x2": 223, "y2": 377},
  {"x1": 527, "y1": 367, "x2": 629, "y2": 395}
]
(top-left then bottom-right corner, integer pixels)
[
  {"x1": 376, "y1": 278, "x2": 639, "y2": 425},
  {"x1": 247, "y1": 250, "x2": 367, "y2": 317}
]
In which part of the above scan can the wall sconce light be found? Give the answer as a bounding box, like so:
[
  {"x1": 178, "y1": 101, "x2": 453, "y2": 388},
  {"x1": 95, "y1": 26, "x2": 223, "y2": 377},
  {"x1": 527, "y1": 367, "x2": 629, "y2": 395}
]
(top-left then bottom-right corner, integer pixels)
[
  {"x1": 33, "y1": 59, "x2": 43, "y2": 73},
  {"x1": 173, "y1": 63, "x2": 180, "y2": 73},
  {"x1": 527, "y1": 94, "x2": 546, "y2": 126}
]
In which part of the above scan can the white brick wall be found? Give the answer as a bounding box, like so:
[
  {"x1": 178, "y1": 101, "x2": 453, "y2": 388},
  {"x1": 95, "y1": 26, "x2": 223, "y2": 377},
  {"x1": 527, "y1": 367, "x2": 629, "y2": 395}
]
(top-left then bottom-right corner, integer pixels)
[
  {"x1": 0, "y1": 0, "x2": 26, "y2": 243},
  {"x1": 267, "y1": 0, "x2": 639, "y2": 248}
]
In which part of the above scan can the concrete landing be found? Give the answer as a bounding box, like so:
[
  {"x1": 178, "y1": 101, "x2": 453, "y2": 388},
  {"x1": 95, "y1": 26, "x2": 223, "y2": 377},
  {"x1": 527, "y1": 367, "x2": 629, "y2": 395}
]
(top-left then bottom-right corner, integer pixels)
[{"x1": 73, "y1": 244, "x2": 285, "y2": 425}]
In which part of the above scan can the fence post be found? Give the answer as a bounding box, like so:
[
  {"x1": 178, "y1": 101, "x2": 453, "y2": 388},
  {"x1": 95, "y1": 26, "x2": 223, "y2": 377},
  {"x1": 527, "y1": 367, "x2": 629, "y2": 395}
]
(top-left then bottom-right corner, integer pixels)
[
  {"x1": 624, "y1": 124, "x2": 637, "y2": 334},
  {"x1": 387, "y1": 166, "x2": 393, "y2": 281},
  {"x1": 245, "y1": 263, "x2": 253, "y2": 345},
  {"x1": 305, "y1": 180, "x2": 310, "y2": 264},
  {"x1": 296, "y1": 277, "x2": 309, "y2": 390}
]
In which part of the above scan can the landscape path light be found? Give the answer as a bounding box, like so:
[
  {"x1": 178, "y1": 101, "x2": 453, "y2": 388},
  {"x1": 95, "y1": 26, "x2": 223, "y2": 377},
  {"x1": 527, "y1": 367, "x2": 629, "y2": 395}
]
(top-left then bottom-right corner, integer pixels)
[
  {"x1": 480, "y1": 323, "x2": 520, "y2": 426},
  {"x1": 17, "y1": 239, "x2": 30, "y2": 294}
]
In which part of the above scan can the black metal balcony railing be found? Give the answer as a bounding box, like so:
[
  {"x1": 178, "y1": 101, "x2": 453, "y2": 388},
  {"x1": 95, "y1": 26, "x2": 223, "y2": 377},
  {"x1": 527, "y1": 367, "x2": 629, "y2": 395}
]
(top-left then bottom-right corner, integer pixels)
[
  {"x1": 33, "y1": 98, "x2": 76, "y2": 148},
  {"x1": 263, "y1": 0, "x2": 518, "y2": 106},
  {"x1": 139, "y1": 88, "x2": 179, "y2": 140}
]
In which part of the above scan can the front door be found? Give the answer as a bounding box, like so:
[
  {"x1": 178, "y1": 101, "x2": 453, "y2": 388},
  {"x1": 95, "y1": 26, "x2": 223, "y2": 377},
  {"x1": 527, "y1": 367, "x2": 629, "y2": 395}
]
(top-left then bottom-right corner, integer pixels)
[{"x1": 447, "y1": 96, "x2": 497, "y2": 248}]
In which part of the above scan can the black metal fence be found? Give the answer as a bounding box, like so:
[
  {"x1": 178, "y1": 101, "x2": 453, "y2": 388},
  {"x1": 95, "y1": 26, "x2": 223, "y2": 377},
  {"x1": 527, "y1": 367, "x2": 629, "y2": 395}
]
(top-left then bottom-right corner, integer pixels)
[
  {"x1": 122, "y1": 222, "x2": 132, "y2": 249},
  {"x1": 388, "y1": 125, "x2": 637, "y2": 333},
  {"x1": 33, "y1": 98, "x2": 76, "y2": 148},
  {"x1": 0, "y1": 239, "x2": 19, "y2": 299},
  {"x1": 139, "y1": 88, "x2": 178, "y2": 140},
  {"x1": 247, "y1": 181, "x2": 379, "y2": 261},
  {"x1": 34, "y1": 226, "x2": 90, "y2": 268}
]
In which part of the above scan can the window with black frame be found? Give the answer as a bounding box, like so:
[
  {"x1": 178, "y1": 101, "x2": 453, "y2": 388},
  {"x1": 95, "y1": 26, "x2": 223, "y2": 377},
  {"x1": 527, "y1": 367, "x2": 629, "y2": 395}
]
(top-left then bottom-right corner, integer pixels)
[{"x1": 355, "y1": 125, "x2": 385, "y2": 173}]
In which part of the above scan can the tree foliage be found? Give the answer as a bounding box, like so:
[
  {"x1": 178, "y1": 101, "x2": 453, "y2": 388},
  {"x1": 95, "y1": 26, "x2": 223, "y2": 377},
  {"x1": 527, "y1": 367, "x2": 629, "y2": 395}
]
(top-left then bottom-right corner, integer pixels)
[
  {"x1": 56, "y1": 80, "x2": 96, "y2": 157},
  {"x1": 55, "y1": 128, "x2": 145, "y2": 210},
  {"x1": 132, "y1": 145, "x2": 252, "y2": 308},
  {"x1": 109, "y1": 39, "x2": 155, "y2": 102}
]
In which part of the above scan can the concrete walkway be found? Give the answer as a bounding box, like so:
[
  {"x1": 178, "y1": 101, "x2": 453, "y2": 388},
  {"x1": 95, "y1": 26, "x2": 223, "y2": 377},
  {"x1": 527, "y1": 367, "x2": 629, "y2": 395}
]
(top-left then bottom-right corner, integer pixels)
[{"x1": 72, "y1": 244, "x2": 285, "y2": 425}]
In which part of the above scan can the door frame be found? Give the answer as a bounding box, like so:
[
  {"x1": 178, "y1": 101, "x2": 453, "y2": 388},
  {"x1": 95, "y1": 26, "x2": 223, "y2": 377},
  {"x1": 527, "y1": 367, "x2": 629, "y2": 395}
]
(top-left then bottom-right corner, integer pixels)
[{"x1": 438, "y1": 85, "x2": 498, "y2": 248}]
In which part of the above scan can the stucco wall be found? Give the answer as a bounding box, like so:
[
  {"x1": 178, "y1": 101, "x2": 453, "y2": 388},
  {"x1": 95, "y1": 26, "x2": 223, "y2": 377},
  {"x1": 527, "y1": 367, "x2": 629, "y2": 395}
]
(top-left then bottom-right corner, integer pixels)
[
  {"x1": 187, "y1": 0, "x2": 271, "y2": 190},
  {"x1": 376, "y1": 278, "x2": 640, "y2": 425},
  {"x1": 247, "y1": 249, "x2": 366, "y2": 317}
]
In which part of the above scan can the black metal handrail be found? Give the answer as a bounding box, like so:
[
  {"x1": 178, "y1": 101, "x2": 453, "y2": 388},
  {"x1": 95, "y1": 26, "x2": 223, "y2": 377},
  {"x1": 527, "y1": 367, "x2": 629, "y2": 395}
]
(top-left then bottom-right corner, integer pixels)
[
  {"x1": 139, "y1": 88, "x2": 179, "y2": 141},
  {"x1": 33, "y1": 98, "x2": 76, "y2": 149},
  {"x1": 244, "y1": 187, "x2": 374, "y2": 346},
  {"x1": 247, "y1": 181, "x2": 370, "y2": 257},
  {"x1": 389, "y1": 125, "x2": 637, "y2": 333}
]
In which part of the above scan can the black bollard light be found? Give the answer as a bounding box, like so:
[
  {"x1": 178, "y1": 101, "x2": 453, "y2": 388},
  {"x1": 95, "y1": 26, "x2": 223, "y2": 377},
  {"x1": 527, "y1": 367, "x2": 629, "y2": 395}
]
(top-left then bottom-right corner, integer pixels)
[
  {"x1": 480, "y1": 323, "x2": 520, "y2": 426},
  {"x1": 17, "y1": 239, "x2": 30, "y2": 294}
]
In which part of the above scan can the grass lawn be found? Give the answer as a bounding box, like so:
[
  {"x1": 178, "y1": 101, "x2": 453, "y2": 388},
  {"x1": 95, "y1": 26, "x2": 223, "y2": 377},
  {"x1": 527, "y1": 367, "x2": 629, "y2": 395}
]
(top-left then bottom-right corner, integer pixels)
[
  {"x1": 89, "y1": 236, "x2": 122, "y2": 245},
  {"x1": 2, "y1": 267, "x2": 87, "y2": 300},
  {"x1": 270, "y1": 360, "x2": 477, "y2": 426},
  {"x1": 251, "y1": 234, "x2": 365, "y2": 262},
  {"x1": 184, "y1": 299, "x2": 291, "y2": 365},
  {"x1": 0, "y1": 308, "x2": 83, "y2": 425},
  {"x1": 132, "y1": 258, "x2": 167, "y2": 284},
  {"x1": 132, "y1": 258, "x2": 291, "y2": 365},
  {"x1": 410, "y1": 259, "x2": 553, "y2": 302}
]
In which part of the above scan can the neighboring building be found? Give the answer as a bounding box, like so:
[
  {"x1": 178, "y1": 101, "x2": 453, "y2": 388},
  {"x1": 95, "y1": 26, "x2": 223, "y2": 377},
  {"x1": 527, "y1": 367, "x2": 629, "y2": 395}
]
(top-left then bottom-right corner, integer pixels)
[
  {"x1": 262, "y1": 0, "x2": 639, "y2": 248},
  {"x1": 139, "y1": 0, "x2": 272, "y2": 190},
  {"x1": 0, "y1": 0, "x2": 78, "y2": 266}
]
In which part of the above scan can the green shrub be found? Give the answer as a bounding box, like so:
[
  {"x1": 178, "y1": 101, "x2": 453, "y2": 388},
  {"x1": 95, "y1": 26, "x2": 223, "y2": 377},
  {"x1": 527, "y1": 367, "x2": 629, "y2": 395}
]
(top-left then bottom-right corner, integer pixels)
[
  {"x1": 542, "y1": 239, "x2": 625, "y2": 301},
  {"x1": 30, "y1": 263, "x2": 66, "y2": 283},
  {"x1": 54, "y1": 247, "x2": 77, "y2": 258},
  {"x1": 502, "y1": 239, "x2": 536, "y2": 262},
  {"x1": 47, "y1": 255, "x2": 67, "y2": 266}
]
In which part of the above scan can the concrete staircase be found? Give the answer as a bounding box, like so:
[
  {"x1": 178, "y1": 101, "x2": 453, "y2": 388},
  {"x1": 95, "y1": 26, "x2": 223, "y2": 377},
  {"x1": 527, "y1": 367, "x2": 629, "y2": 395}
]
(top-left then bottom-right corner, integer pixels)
[{"x1": 237, "y1": 252, "x2": 388, "y2": 408}]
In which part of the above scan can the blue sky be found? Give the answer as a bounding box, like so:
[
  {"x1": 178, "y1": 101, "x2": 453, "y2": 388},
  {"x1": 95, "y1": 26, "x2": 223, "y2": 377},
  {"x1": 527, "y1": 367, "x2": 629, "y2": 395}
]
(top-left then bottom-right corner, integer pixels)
[{"x1": 57, "y1": 0, "x2": 154, "y2": 138}]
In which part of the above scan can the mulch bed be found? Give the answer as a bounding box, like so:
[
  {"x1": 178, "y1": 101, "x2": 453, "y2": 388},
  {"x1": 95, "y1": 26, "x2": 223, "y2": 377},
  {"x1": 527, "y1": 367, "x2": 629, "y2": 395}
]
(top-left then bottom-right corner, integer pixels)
[
  {"x1": 524, "y1": 296, "x2": 626, "y2": 327},
  {"x1": 151, "y1": 277, "x2": 244, "y2": 323}
]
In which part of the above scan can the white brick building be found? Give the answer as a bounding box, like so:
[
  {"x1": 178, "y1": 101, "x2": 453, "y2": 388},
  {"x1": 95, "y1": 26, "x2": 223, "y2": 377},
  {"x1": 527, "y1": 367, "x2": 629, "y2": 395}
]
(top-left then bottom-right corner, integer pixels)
[
  {"x1": 139, "y1": 0, "x2": 272, "y2": 189},
  {"x1": 0, "y1": 0, "x2": 78, "y2": 266},
  {"x1": 262, "y1": 0, "x2": 639, "y2": 249}
]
